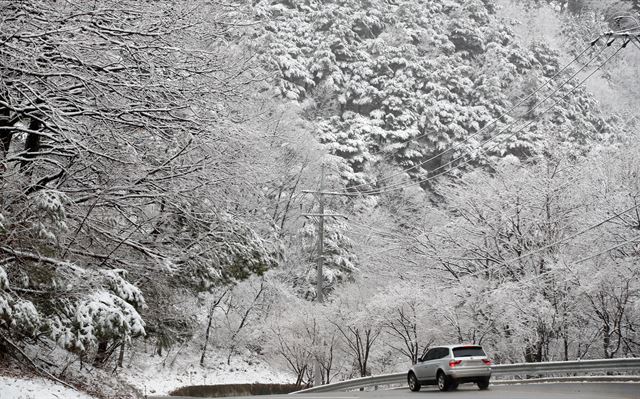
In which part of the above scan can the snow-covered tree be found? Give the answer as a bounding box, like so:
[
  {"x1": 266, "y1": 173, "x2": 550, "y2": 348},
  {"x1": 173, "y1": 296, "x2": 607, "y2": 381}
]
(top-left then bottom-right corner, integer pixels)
[
  {"x1": 0, "y1": 0, "x2": 285, "y2": 368},
  {"x1": 255, "y1": 0, "x2": 612, "y2": 193}
]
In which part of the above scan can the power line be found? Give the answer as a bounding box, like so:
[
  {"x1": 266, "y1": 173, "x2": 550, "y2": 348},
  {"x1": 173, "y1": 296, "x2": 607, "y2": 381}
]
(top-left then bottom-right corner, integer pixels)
[
  {"x1": 358, "y1": 41, "x2": 614, "y2": 195},
  {"x1": 346, "y1": 219, "x2": 410, "y2": 242},
  {"x1": 343, "y1": 185, "x2": 638, "y2": 281},
  {"x1": 499, "y1": 233, "x2": 640, "y2": 292},
  {"x1": 346, "y1": 39, "x2": 601, "y2": 192},
  {"x1": 356, "y1": 39, "x2": 628, "y2": 196},
  {"x1": 573, "y1": 234, "x2": 640, "y2": 265},
  {"x1": 347, "y1": 228, "x2": 406, "y2": 247},
  {"x1": 436, "y1": 201, "x2": 640, "y2": 284},
  {"x1": 309, "y1": 40, "x2": 613, "y2": 198},
  {"x1": 300, "y1": 33, "x2": 636, "y2": 290},
  {"x1": 321, "y1": 34, "x2": 630, "y2": 197}
]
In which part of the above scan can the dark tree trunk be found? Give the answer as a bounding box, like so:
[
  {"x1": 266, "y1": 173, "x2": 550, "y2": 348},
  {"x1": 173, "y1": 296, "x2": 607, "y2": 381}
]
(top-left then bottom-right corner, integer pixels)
[
  {"x1": 20, "y1": 118, "x2": 42, "y2": 173},
  {"x1": 0, "y1": 100, "x2": 14, "y2": 162},
  {"x1": 94, "y1": 340, "x2": 109, "y2": 366},
  {"x1": 0, "y1": 132, "x2": 11, "y2": 160},
  {"x1": 201, "y1": 289, "x2": 229, "y2": 366},
  {"x1": 200, "y1": 304, "x2": 216, "y2": 366},
  {"x1": 117, "y1": 341, "x2": 125, "y2": 368}
]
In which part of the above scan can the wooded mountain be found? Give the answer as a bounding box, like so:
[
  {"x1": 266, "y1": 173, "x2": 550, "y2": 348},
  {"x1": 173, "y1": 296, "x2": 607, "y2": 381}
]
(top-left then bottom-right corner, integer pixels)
[{"x1": 255, "y1": 0, "x2": 613, "y2": 190}]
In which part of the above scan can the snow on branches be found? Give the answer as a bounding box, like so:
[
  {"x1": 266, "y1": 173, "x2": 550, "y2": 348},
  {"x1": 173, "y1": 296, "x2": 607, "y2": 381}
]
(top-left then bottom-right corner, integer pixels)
[
  {"x1": 53, "y1": 291, "x2": 146, "y2": 353},
  {"x1": 31, "y1": 190, "x2": 69, "y2": 242},
  {"x1": 0, "y1": 265, "x2": 7, "y2": 290},
  {"x1": 256, "y1": 0, "x2": 610, "y2": 190},
  {"x1": 102, "y1": 270, "x2": 146, "y2": 309},
  {"x1": 0, "y1": 0, "x2": 283, "y2": 367}
]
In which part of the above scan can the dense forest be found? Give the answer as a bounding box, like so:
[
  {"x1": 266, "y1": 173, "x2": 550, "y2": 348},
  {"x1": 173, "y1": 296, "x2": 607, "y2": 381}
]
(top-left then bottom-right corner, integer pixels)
[{"x1": 0, "y1": 0, "x2": 639, "y2": 395}]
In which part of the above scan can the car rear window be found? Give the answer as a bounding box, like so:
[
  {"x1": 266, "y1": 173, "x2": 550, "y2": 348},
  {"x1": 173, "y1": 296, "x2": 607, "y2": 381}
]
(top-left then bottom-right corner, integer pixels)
[{"x1": 453, "y1": 346, "x2": 486, "y2": 357}]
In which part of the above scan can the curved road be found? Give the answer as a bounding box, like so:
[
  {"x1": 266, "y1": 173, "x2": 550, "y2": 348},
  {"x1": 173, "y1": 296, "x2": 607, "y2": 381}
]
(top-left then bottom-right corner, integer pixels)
[{"x1": 153, "y1": 382, "x2": 639, "y2": 399}]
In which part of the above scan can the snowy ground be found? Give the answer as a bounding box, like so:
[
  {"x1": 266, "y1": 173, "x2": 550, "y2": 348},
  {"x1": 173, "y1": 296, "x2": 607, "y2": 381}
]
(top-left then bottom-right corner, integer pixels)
[
  {"x1": 0, "y1": 357, "x2": 293, "y2": 398},
  {"x1": 0, "y1": 375, "x2": 98, "y2": 399},
  {"x1": 122, "y1": 350, "x2": 295, "y2": 396},
  {"x1": 0, "y1": 342, "x2": 294, "y2": 398}
]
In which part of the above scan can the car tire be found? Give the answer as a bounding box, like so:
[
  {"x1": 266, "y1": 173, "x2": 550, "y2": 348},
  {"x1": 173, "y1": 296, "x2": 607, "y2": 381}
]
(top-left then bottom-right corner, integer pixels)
[
  {"x1": 477, "y1": 378, "x2": 490, "y2": 390},
  {"x1": 408, "y1": 372, "x2": 421, "y2": 392},
  {"x1": 436, "y1": 371, "x2": 450, "y2": 392}
]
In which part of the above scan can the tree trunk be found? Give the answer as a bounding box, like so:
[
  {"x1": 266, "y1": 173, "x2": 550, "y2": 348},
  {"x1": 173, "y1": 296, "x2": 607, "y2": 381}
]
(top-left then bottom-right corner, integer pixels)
[
  {"x1": 118, "y1": 342, "x2": 125, "y2": 368},
  {"x1": 20, "y1": 118, "x2": 42, "y2": 174},
  {"x1": 0, "y1": 132, "x2": 11, "y2": 160},
  {"x1": 201, "y1": 289, "x2": 229, "y2": 366},
  {"x1": 0, "y1": 99, "x2": 13, "y2": 165},
  {"x1": 94, "y1": 340, "x2": 109, "y2": 367},
  {"x1": 295, "y1": 365, "x2": 307, "y2": 387},
  {"x1": 200, "y1": 310, "x2": 214, "y2": 366},
  {"x1": 603, "y1": 322, "x2": 611, "y2": 358}
]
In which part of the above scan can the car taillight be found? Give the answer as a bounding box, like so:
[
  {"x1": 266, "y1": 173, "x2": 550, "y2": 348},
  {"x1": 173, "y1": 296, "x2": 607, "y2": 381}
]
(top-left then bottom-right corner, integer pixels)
[
  {"x1": 482, "y1": 359, "x2": 492, "y2": 365},
  {"x1": 449, "y1": 360, "x2": 462, "y2": 367}
]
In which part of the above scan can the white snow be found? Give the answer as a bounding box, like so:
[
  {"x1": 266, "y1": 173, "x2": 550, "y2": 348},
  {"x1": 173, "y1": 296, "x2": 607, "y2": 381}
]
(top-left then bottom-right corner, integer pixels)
[
  {"x1": 123, "y1": 352, "x2": 294, "y2": 396},
  {"x1": 52, "y1": 290, "x2": 146, "y2": 352},
  {"x1": 101, "y1": 270, "x2": 146, "y2": 308},
  {"x1": 0, "y1": 376, "x2": 97, "y2": 399},
  {"x1": 0, "y1": 265, "x2": 7, "y2": 289}
]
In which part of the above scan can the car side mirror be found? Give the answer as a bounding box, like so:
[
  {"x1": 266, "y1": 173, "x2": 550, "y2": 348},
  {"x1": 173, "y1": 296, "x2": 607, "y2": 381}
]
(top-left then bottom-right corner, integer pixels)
[{"x1": 417, "y1": 356, "x2": 424, "y2": 363}]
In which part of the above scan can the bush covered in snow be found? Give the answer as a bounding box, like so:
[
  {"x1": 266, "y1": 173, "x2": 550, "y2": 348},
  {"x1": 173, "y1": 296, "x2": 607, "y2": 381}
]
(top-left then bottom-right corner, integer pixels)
[
  {"x1": 10, "y1": 299, "x2": 41, "y2": 336},
  {"x1": 53, "y1": 291, "x2": 146, "y2": 352},
  {"x1": 31, "y1": 190, "x2": 69, "y2": 242},
  {"x1": 102, "y1": 270, "x2": 146, "y2": 309}
]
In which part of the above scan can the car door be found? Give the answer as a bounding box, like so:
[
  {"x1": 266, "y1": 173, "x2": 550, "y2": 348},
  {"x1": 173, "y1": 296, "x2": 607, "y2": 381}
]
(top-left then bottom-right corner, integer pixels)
[
  {"x1": 423, "y1": 348, "x2": 445, "y2": 381},
  {"x1": 414, "y1": 348, "x2": 436, "y2": 381}
]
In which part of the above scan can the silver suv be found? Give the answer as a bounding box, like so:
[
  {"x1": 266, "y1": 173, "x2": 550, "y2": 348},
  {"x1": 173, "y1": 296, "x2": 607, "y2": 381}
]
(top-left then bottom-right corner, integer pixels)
[{"x1": 407, "y1": 345, "x2": 491, "y2": 391}]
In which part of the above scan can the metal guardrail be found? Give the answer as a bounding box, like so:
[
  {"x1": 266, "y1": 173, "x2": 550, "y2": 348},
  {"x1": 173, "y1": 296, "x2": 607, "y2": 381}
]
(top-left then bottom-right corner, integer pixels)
[
  {"x1": 492, "y1": 358, "x2": 640, "y2": 376},
  {"x1": 293, "y1": 372, "x2": 405, "y2": 394},
  {"x1": 293, "y1": 358, "x2": 640, "y2": 394}
]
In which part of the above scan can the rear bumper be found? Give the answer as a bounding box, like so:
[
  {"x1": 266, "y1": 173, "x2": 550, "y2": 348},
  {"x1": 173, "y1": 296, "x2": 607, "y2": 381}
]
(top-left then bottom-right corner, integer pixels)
[{"x1": 448, "y1": 367, "x2": 491, "y2": 382}]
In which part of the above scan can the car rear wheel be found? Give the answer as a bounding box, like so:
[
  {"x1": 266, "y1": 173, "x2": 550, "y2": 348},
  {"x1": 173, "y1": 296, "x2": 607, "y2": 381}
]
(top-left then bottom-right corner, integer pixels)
[
  {"x1": 408, "y1": 372, "x2": 421, "y2": 392},
  {"x1": 477, "y1": 378, "x2": 490, "y2": 390},
  {"x1": 437, "y1": 371, "x2": 450, "y2": 392}
]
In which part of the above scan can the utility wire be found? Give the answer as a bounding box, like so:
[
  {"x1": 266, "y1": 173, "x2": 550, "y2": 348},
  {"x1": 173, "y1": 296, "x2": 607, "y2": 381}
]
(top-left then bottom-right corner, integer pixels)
[
  {"x1": 321, "y1": 41, "x2": 609, "y2": 198},
  {"x1": 347, "y1": 39, "x2": 601, "y2": 192},
  {"x1": 347, "y1": 228, "x2": 405, "y2": 247},
  {"x1": 346, "y1": 219, "x2": 410, "y2": 242},
  {"x1": 357, "y1": 40, "x2": 627, "y2": 196},
  {"x1": 303, "y1": 35, "x2": 633, "y2": 280},
  {"x1": 573, "y1": 234, "x2": 640, "y2": 265},
  {"x1": 360, "y1": 42, "x2": 612, "y2": 194},
  {"x1": 501, "y1": 233, "x2": 640, "y2": 292},
  {"x1": 305, "y1": 35, "x2": 629, "y2": 198},
  {"x1": 438, "y1": 201, "x2": 640, "y2": 284}
]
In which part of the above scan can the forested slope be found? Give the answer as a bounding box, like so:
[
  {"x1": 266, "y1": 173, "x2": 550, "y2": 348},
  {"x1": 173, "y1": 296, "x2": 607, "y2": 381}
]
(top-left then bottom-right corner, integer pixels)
[{"x1": 256, "y1": 0, "x2": 613, "y2": 189}]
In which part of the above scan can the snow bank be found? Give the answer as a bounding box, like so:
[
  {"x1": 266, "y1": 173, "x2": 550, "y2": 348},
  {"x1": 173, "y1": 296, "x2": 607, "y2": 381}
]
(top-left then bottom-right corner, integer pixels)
[
  {"x1": 0, "y1": 376, "x2": 97, "y2": 399},
  {"x1": 123, "y1": 353, "x2": 293, "y2": 395}
]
